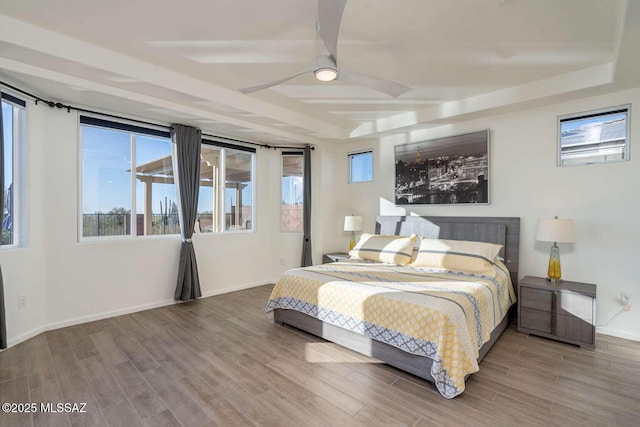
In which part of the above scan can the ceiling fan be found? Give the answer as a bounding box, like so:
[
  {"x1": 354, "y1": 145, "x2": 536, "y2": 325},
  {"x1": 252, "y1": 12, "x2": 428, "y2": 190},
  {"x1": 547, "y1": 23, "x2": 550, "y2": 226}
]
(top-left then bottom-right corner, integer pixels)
[{"x1": 239, "y1": 0, "x2": 411, "y2": 97}]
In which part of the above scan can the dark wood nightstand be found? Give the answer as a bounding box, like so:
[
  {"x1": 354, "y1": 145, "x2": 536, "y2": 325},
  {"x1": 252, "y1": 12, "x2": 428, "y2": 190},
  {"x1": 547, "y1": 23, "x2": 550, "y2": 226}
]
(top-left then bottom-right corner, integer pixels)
[
  {"x1": 322, "y1": 252, "x2": 350, "y2": 264},
  {"x1": 518, "y1": 275, "x2": 596, "y2": 349}
]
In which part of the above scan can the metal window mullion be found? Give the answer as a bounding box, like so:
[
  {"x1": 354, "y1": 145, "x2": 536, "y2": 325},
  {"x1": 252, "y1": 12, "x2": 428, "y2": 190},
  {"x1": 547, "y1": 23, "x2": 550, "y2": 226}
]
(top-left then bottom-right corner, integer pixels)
[
  {"x1": 130, "y1": 134, "x2": 136, "y2": 236},
  {"x1": 250, "y1": 151, "x2": 256, "y2": 232},
  {"x1": 280, "y1": 155, "x2": 285, "y2": 232},
  {"x1": 219, "y1": 148, "x2": 226, "y2": 232},
  {"x1": 14, "y1": 104, "x2": 24, "y2": 246},
  {"x1": 10, "y1": 104, "x2": 18, "y2": 245},
  {"x1": 78, "y1": 122, "x2": 84, "y2": 240},
  {"x1": 8, "y1": 104, "x2": 18, "y2": 246}
]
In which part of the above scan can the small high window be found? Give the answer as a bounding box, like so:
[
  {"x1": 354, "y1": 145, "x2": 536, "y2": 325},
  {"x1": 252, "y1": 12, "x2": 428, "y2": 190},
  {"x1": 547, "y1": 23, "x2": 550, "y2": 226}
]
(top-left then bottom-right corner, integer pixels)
[
  {"x1": 348, "y1": 150, "x2": 373, "y2": 183},
  {"x1": 558, "y1": 105, "x2": 630, "y2": 166}
]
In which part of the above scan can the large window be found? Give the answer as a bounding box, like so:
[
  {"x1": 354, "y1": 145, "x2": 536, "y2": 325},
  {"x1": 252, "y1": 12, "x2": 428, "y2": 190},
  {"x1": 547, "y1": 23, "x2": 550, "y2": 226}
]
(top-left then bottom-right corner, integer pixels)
[
  {"x1": 558, "y1": 105, "x2": 630, "y2": 166},
  {"x1": 80, "y1": 116, "x2": 179, "y2": 238},
  {"x1": 348, "y1": 150, "x2": 373, "y2": 183},
  {"x1": 1, "y1": 93, "x2": 26, "y2": 247},
  {"x1": 281, "y1": 152, "x2": 303, "y2": 232},
  {"x1": 197, "y1": 140, "x2": 255, "y2": 233}
]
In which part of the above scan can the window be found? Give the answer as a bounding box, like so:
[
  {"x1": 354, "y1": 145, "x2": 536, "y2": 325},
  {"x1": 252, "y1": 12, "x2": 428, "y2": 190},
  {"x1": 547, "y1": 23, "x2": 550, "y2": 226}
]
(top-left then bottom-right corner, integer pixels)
[
  {"x1": 197, "y1": 139, "x2": 255, "y2": 232},
  {"x1": 281, "y1": 152, "x2": 303, "y2": 232},
  {"x1": 558, "y1": 105, "x2": 630, "y2": 166},
  {"x1": 80, "y1": 116, "x2": 179, "y2": 238},
  {"x1": 1, "y1": 93, "x2": 26, "y2": 247},
  {"x1": 348, "y1": 150, "x2": 373, "y2": 183}
]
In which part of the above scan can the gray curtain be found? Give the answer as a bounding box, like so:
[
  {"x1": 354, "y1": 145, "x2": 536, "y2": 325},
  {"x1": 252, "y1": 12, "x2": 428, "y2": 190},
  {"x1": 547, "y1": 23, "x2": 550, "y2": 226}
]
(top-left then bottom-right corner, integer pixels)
[
  {"x1": 301, "y1": 145, "x2": 313, "y2": 267},
  {"x1": 171, "y1": 124, "x2": 202, "y2": 301},
  {"x1": 0, "y1": 89, "x2": 7, "y2": 348}
]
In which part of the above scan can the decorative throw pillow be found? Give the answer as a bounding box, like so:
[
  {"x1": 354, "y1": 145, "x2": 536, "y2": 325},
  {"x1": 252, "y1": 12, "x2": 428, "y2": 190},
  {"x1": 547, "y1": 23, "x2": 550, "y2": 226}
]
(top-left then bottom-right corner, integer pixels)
[
  {"x1": 349, "y1": 233, "x2": 418, "y2": 265},
  {"x1": 411, "y1": 238, "x2": 503, "y2": 275}
]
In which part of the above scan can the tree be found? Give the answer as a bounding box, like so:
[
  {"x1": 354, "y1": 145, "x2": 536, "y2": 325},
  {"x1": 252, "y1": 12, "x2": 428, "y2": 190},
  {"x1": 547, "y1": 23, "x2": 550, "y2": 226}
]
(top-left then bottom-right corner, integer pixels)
[{"x1": 106, "y1": 207, "x2": 130, "y2": 215}]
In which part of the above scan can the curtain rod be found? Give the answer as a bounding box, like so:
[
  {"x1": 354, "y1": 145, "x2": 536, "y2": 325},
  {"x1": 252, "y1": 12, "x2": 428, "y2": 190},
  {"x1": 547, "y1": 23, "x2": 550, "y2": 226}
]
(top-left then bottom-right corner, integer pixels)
[{"x1": 0, "y1": 79, "x2": 315, "y2": 151}]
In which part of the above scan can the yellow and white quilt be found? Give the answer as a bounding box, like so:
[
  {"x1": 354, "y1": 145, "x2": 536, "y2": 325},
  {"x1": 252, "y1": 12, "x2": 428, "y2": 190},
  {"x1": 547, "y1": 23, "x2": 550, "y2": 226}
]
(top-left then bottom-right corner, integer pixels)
[{"x1": 266, "y1": 260, "x2": 515, "y2": 398}]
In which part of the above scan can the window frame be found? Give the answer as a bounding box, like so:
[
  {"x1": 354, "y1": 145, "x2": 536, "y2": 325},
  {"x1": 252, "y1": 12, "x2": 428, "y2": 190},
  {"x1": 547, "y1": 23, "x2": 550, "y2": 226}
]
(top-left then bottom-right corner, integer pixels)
[
  {"x1": 77, "y1": 115, "x2": 258, "y2": 240},
  {"x1": 557, "y1": 105, "x2": 630, "y2": 167},
  {"x1": 201, "y1": 138, "x2": 257, "y2": 234},
  {"x1": 77, "y1": 114, "x2": 177, "y2": 241},
  {"x1": 348, "y1": 149, "x2": 374, "y2": 183},
  {"x1": 1, "y1": 92, "x2": 27, "y2": 249},
  {"x1": 280, "y1": 151, "x2": 304, "y2": 233}
]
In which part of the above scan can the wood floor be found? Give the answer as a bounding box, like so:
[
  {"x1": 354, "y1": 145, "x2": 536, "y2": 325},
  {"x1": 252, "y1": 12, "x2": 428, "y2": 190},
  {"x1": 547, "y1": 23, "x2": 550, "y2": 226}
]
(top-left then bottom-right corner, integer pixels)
[{"x1": 1, "y1": 284, "x2": 639, "y2": 427}]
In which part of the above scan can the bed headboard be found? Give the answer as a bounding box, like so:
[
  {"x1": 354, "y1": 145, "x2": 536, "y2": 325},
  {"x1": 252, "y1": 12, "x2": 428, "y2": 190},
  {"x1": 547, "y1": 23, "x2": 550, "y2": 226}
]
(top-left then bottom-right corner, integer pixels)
[{"x1": 376, "y1": 215, "x2": 520, "y2": 285}]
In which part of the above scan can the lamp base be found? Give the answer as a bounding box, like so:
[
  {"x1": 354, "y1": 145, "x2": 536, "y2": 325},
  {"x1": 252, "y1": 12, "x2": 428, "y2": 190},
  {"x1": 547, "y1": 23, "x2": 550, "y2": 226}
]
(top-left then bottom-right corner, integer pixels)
[
  {"x1": 349, "y1": 231, "x2": 356, "y2": 252},
  {"x1": 546, "y1": 243, "x2": 563, "y2": 283}
]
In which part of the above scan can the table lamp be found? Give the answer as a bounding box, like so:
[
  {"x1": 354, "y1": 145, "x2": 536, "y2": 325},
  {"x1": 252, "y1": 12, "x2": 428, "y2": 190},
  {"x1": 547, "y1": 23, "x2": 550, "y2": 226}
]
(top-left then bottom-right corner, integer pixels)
[
  {"x1": 536, "y1": 216, "x2": 575, "y2": 283},
  {"x1": 344, "y1": 215, "x2": 363, "y2": 251}
]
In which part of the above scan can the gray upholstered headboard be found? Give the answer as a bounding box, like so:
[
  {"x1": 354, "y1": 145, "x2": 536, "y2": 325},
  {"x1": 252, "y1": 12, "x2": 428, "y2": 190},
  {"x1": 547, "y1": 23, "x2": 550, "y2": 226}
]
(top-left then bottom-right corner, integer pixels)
[{"x1": 376, "y1": 215, "x2": 520, "y2": 285}]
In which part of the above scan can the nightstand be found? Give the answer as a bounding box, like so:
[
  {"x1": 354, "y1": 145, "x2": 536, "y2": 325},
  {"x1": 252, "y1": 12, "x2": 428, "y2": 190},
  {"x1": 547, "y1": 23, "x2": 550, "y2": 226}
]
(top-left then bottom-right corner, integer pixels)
[
  {"x1": 518, "y1": 276, "x2": 596, "y2": 349},
  {"x1": 322, "y1": 252, "x2": 350, "y2": 264}
]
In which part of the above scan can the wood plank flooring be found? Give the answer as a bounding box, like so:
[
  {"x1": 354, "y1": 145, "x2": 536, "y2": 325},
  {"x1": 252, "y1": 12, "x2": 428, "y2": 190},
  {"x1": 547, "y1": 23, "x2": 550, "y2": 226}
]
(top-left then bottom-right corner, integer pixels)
[{"x1": 1, "y1": 284, "x2": 639, "y2": 426}]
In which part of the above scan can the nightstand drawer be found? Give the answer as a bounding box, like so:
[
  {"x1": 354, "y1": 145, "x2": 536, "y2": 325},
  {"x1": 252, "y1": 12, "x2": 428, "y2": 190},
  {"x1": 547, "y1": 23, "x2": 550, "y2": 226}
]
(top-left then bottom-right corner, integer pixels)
[
  {"x1": 556, "y1": 314, "x2": 594, "y2": 344},
  {"x1": 557, "y1": 291, "x2": 593, "y2": 321},
  {"x1": 520, "y1": 308, "x2": 552, "y2": 334},
  {"x1": 520, "y1": 287, "x2": 552, "y2": 312}
]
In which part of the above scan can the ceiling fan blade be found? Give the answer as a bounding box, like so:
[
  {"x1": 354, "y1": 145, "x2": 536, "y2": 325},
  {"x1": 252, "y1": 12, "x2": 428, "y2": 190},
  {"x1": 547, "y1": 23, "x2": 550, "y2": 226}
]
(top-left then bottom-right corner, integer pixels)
[
  {"x1": 239, "y1": 68, "x2": 311, "y2": 94},
  {"x1": 318, "y1": 0, "x2": 346, "y2": 61},
  {"x1": 339, "y1": 70, "x2": 412, "y2": 97}
]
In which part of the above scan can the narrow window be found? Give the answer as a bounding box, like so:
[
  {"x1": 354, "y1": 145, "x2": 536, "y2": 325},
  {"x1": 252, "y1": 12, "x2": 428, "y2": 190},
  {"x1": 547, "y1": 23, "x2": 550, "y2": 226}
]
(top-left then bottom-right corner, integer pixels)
[
  {"x1": 348, "y1": 150, "x2": 373, "y2": 183},
  {"x1": 1, "y1": 93, "x2": 26, "y2": 247},
  {"x1": 199, "y1": 139, "x2": 256, "y2": 233},
  {"x1": 224, "y1": 149, "x2": 253, "y2": 231},
  {"x1": 281, "y1": 152, "x2": 304, "y2": 232}
]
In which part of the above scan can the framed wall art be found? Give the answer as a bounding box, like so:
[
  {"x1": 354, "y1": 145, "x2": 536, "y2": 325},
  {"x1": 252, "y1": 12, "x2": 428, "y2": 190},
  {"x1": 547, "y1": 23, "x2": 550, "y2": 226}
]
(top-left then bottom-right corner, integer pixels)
[{"x1": 394, "y1": 130, "x2": 489, "y2": 205}]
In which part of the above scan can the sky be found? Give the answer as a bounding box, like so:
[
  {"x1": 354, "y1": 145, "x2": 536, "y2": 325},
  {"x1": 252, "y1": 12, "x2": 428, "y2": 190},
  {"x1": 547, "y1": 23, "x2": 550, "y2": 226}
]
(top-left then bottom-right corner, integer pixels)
[
  {"x1": 560, "y1": 111, "x2": 626, "y2": 132},
  {"x1": 81, "y1": 126, "x2": 252, "y2": 215}
]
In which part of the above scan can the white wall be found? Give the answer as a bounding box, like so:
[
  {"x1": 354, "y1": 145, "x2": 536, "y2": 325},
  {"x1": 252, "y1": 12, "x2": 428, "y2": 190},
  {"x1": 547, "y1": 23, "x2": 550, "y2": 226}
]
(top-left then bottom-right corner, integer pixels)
[
  {"x1": 329, "y1": 87, "x2": 640, "y2": 342},
  {"x1": 1, "y1": 103, "x2": 48, "y2": 347},
  {"x1": 1, "y1": 105, "x2": 336, "y2": 347},
  {"x1": 4, "y1": 86, "x2": 636, "y2": 347}
]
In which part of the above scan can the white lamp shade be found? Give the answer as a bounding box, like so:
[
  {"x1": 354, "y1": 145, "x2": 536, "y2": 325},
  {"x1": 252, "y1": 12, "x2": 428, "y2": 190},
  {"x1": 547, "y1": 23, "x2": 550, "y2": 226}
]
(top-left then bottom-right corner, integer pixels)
[
  {"x1": 536, "y1": 218, "x2": 575, "y2": 243},
  {"x1": 344, "y1": 215, "x2": 363, "y2": 232}
]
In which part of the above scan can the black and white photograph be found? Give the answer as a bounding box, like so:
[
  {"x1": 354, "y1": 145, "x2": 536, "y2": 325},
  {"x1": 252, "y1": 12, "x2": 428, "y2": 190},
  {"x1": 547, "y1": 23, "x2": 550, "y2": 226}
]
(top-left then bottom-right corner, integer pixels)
[{"x1": 394, "y1": 130, "x2": 489, "y2": 205}]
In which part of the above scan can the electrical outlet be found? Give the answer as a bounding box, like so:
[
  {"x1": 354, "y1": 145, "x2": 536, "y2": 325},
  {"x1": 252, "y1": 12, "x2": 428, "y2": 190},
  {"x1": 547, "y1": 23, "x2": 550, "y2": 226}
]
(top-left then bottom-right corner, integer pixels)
[
  {"x1": 620, "y1": 292, "x2": 631, "y2": 306},
  {"x1": 18, "y1": 294, "x2": 28, "y2": 309}
]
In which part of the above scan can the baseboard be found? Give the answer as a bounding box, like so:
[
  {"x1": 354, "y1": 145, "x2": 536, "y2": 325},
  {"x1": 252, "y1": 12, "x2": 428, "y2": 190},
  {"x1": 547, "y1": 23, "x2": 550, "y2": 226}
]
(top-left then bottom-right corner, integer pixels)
[
  {"x1": 45, "y1": 298, "x2": 178, "y2": 332},
  {"x1": 597, "y1": 326, "x2": 640, "y2": 342},
  {"x1": 3, "y1": 280, "x2": 277, "y2": 350},
  {"x1": 201, "y1": 280, "x2": 276, "y2": 298},
  {"x1": 7, "y1": 325, "x2": 46, "y2": 349}
]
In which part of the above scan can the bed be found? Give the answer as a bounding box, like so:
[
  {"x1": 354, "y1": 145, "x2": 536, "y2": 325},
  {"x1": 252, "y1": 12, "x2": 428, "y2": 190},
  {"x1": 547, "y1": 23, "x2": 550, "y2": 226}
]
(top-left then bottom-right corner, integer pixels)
[{"x1": 266, "y1": 215, "x2": 520, "y2": 398}]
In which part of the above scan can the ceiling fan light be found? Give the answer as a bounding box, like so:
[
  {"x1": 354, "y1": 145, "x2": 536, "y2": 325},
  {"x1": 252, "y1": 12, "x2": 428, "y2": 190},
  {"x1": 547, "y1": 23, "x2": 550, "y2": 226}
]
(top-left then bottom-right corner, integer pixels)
[{"x1": 314, "y1": 67, "x2": 338, "y2": 82}]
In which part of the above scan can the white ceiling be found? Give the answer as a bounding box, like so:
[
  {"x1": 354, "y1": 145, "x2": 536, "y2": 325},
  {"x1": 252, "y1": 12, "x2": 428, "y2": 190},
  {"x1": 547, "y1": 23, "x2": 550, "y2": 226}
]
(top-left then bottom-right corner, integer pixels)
[{"x1": 0, "y1": 0, "x2": 638, "y2": 146}]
